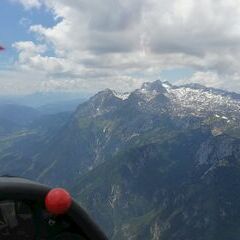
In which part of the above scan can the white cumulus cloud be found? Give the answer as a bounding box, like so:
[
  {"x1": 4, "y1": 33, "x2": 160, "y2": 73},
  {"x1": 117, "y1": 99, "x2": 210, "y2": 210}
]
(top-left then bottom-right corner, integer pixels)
[{"x1": 4, "y1": 0, "x2": 240, "y2": 94}]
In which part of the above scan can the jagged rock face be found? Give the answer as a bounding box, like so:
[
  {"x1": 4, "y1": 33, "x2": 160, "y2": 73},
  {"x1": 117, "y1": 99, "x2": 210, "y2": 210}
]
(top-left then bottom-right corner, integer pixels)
[
  {"x1": 75, "y1": 89, "x2": 123, "y2": 117},
  {"x1": 196, "y1": 135, "x2": 240, "y2": 166},
  {"x1": 73, "y1": 131, "x2": 240, "y2": 240},
  {"x1": 141, "y1": 80, "x2": 167, "y2": 93}
]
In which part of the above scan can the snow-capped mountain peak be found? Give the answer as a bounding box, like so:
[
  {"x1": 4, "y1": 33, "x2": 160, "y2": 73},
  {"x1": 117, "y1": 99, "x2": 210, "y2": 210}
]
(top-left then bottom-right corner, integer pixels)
[
  {"x1": 89, "y1": 80, "x2": 240, "y2": 122},
  {"x1": 127, "y1": 80, "x2": 240, "y2": 121}
]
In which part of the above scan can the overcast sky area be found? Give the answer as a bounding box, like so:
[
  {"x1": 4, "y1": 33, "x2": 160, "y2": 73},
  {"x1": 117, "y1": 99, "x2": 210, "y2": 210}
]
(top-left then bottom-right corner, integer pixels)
[{"x1": 1, "y1": 0, "x2": 240, "y2": 95}]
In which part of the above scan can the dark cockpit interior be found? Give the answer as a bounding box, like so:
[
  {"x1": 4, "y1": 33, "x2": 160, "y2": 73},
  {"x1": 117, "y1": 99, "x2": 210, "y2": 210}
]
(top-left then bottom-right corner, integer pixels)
[
  {"x1": 0, "y1": 177, "x2": 107, "y2": 240},
  {"x1": 0, "y1": 200, "x2": 86, "y2": 240}
]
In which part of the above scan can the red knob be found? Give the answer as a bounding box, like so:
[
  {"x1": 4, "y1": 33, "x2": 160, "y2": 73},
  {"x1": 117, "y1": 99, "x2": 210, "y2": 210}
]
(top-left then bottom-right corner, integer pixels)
[{"x1": 45, "y1": 188, "x2": 72, "y2": 215}]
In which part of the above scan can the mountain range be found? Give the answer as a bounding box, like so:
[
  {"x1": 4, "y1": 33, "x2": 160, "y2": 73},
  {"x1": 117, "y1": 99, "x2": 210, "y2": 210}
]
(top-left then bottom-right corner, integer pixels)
[{"x1": 0, "y1": 80, "x2": 240, "y2": 239}]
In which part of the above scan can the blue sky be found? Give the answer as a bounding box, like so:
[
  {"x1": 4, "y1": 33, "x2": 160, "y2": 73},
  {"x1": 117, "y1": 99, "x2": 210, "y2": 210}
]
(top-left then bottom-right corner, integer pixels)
[
  {"x1": 0, "y1": 0, "x2": 240, "y2": 95},
  {"x1": 0, "y1": 1, "x2": 54, "y2": 66}
]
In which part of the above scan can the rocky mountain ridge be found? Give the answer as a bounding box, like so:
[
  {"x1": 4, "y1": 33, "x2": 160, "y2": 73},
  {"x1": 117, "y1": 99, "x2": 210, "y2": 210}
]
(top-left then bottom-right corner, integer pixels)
[{"x1": 0, "y1": 80, "x2": 240, "y2": 239}]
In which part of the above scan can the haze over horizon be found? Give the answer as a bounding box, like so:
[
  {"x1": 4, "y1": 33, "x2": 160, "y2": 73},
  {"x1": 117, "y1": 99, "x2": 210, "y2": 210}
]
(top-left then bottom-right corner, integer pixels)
[{"x1": 1, "y1": 0, "x2": 240, "y2": 95}]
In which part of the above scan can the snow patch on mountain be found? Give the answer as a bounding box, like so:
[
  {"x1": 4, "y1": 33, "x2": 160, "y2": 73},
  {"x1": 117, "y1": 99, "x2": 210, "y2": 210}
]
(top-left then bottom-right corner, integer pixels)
[
  {"x1": 166, "y1": 86, "x2": 240, "y2": 118},
  {"x1": 162, "y1": 81, "x2": 173, "y2": 91},
  {"x1": 138, "y1": 88, "x2": 159, "y2": 102},
  {"x1": 113, "y1": 91, "x2": 130, "y2": 100}
]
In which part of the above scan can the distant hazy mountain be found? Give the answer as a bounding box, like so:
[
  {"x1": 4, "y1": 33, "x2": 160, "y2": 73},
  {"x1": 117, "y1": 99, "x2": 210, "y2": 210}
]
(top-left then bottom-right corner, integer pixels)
[
  {"x1": 0, "y1": 80, "x2": 240, "y2": 239},
  {"x1": 0, "y1": 91, "x2": 90, "y2": 108},
  {"x1": 0, "y1": 104, "x2": 40, "y2": 123},
  {"x1": 37, "y1": 98, "x2": 86, "y2": 115}
]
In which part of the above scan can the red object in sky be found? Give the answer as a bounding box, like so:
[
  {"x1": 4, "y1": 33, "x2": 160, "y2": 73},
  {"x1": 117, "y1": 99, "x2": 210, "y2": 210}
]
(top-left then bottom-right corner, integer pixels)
[
  {"x1": 45, "y1": 188, "x2": 72, "y2": 215},
  {"x1": 0, "y1": 46, "x2": 4, "y2": 51}
]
